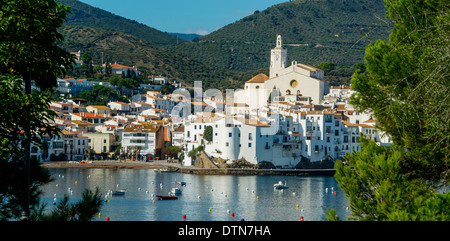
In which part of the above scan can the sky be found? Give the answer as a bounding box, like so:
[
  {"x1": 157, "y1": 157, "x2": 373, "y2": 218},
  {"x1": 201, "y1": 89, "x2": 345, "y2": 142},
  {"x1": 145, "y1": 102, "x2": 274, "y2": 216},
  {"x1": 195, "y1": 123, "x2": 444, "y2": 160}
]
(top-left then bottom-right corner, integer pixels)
[{"x1": 78, "y1": 0, "x2": 287, "y2": 35}]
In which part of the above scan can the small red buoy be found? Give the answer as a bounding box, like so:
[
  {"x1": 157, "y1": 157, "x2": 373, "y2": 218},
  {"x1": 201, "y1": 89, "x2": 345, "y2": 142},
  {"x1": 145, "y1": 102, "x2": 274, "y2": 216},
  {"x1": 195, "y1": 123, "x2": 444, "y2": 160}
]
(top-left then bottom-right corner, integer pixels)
[
  {"x1": 300, "y1": 216, "x2": 304, "y2": 221},
  {"x1": 231, "y1": 212, "x2": 235, "y2": 217},
  {"x1": 106, "y1": 217, "x2": 110, "y2": 221},
  {"x1": 183, "y1": 214, "x2": 186, "y2": 220},
  {"x1": 334, "y1": 191, "x2": 336, "y2": 195}
]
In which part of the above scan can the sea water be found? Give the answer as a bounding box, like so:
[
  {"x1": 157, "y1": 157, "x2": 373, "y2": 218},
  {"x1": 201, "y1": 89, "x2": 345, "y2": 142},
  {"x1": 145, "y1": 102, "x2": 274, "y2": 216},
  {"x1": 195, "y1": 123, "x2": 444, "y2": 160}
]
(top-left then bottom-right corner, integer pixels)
[{"x1": 40, "y1": 168, "x2": 350, "y2": 221}]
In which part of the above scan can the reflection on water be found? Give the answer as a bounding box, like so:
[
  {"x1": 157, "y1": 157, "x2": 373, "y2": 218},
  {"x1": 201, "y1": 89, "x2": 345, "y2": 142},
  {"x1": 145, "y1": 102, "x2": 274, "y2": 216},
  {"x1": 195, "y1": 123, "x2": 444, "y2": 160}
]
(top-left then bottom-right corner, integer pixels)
[{"x1": 40, "y1": 168, "x2": 350, "y2": 221}]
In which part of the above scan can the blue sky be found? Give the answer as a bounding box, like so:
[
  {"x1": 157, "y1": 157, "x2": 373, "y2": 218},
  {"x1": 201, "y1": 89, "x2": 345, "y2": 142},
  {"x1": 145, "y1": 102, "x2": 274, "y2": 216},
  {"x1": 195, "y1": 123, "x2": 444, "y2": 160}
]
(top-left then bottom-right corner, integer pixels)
[{"x1": 78, "y1": 0, "x2": 286, "y2": 35}]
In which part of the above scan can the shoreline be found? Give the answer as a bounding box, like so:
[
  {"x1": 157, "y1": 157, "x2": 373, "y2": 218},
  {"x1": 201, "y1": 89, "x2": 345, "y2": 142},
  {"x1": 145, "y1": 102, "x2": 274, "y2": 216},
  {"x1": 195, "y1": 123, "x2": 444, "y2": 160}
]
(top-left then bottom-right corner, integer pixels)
[{"x1": 40, "y1": 161, "x2": 336, "y2": 176}]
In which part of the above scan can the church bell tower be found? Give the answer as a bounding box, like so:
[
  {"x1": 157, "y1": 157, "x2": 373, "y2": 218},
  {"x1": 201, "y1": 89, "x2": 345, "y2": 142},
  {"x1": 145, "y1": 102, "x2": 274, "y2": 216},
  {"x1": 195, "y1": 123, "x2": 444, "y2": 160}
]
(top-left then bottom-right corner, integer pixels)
[{"x1": 270, "y1": 34, "x2": 287, "y2": 78}]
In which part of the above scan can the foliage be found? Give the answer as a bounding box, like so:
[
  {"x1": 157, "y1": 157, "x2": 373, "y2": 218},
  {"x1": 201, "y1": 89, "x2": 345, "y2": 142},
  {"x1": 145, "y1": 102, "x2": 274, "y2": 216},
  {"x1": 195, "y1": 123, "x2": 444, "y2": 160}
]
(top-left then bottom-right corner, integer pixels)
[
  {"x1": 0, "y1": 0, "x2": 74, "y2": 89},
  {"x1": 329, "y1": 0, "x2": 450, "y2": 221},
  {"x1": 79, "y1": 84, "x2": 128, "y2": 105},
  {"x1": 203, "y1": 126, "x2": 213, "y2": 142},
  {"x1": 167, "y1": 0, "x2": 389, "y2": 71},
  {"x1": 334, "y1": 139, "x2": 449, "y2": 221},
  {"x1": 57, "y1": 0, "x2": 180, "y2": 46},
  {"x1": 161, "y1": 146, "x2": 182, "y2": 159},
  {"x1": 350, "y1": 0, "x2": 449, "y2": 182},
  {"x1": 188, "y1": 145, "x2": 204, "y2": 161},
  {"x1": 0, "y1": 76, "x2": 59, "y2": 220},
  {"x1": 30, "y1": 188, "x2": 103, "y2": 221}
]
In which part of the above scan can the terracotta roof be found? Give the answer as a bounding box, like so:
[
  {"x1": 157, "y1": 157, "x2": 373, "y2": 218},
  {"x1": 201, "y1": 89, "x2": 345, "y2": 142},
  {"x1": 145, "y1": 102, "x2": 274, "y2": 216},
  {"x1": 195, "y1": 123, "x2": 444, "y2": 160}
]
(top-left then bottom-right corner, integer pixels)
[
  {"x1": 245, "y1": 73, "x2": 269, "y2": 83},
  {"x1": 88, "y1": 105, "x2": 111, "y2": 110},
  {"x1": 72, "y1": 112, "x2": 107, "y2": 119},
  {"x1": 110, "y1": 64, "x2": 135, "y2": 69}
]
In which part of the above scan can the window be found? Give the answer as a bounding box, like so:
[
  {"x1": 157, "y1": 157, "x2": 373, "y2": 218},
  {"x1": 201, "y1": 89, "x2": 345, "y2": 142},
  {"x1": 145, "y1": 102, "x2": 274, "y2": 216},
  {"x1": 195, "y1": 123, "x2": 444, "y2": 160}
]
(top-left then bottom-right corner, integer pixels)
[
  {"x1": 248, "y1": 133, "x2": 252, "y2": 140},
  {"x1": 226, "y1": 142, "x2": 229, "y2": 147},
  {"x1": 229, "y1": 132, "x2": 232, "y2": 137},
  {"x1": 248, "y1": 143, "x2": 252, "y2": 147},
  {"x1": 187, "y1": 131, "x2": 190, "y2": 137},
  {"x1": 290, "y1": 79, "x2": 298, "y2": 88},
  {"x1": 104, "y1": 139, "x2": 106, "y2": 143}
]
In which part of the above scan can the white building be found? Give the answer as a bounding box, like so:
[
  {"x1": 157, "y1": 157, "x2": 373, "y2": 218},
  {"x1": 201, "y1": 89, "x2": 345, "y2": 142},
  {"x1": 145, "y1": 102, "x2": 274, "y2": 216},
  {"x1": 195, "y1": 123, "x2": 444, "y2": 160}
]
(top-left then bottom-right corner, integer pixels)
[
  {"x1": 121, "y1": 125, "x2": 165, "y2": 157},
  {"x1": 236, "y1": 35, "x2": 329, "y2": 110}
]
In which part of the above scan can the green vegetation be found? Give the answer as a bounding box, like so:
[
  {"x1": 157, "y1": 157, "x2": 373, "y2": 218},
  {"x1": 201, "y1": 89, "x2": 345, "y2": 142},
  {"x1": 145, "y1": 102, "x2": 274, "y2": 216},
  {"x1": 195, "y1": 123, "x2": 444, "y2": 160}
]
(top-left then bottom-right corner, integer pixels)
[
  {"x1": 56, "y1": 0, "x2": 390, "y2": 90},
  {"x1": 31, "y1": 188, "x2": 103, "y2": 221},
  {"x1": 161, "y1": 146, "x2": 182, "y2": 159},
  {"x1": 203, "y1": 126, "x2": 213, "y2": 143},
  {"x1": 167, "y1": 0, "x2": 389, "y2": 72},
  {"x1": 329, "y1": 0, "x2": 449, "y2": 221},
  {"x1": 79, "y1": 84, "x2": 129, "y2": 105},
  {"x1": 0, "y1": 0, "x2": 102, "y2": 220},
  {"x1": 57, "y1": 0, "x2": 180, "y2": 46}
]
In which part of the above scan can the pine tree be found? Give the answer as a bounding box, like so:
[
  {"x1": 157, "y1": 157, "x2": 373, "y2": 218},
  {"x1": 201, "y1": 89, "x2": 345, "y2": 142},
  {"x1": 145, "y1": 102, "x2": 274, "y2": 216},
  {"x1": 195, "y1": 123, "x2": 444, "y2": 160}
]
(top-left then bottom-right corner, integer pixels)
[{"x1": 329, "y1": 0, "x2": 449, "y2": 221}]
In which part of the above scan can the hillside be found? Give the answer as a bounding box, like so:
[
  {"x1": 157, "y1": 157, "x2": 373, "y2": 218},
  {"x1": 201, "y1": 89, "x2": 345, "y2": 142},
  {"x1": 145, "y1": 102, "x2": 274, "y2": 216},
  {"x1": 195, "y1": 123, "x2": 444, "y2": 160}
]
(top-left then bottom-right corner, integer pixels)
[
  {"x1": 57, "y1": 0, "x2": 181, "y2": 46},
  {"x1": 167, "y1": 0, "x2": 391, "y2": 71},
  {"x1": 59, "y1": 25, "x2": 236, "y2": 89}
]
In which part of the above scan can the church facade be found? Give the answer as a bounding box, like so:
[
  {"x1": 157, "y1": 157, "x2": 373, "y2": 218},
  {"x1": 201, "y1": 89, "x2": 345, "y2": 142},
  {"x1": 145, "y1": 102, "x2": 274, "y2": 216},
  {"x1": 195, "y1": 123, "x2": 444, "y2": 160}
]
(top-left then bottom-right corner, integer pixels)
[{"x1": 237, "y1": 35, "x2": 328, "y2": 110}]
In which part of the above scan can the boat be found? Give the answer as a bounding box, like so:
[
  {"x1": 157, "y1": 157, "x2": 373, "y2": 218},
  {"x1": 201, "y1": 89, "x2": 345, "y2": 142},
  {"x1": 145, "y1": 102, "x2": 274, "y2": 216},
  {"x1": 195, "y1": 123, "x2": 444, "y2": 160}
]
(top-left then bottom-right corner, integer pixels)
[
  {"x1": 171, "y1": 181, "x2": 182, "y2": 194},
  {"x1": 156, "y1": 194, "x2": 178, "y2": 200},
  {"x1": 273, "y1": 180, "x2": 288, "y2": 189},
  {"x1": 154, "y1": 168, "x2": 170, "y2": 173},
  {"x1": 112, "y1": 179, "x2": 126, "y2": 195},
  {"x1": 112, "y1": 189, "x2": 126, "y2": 195}
]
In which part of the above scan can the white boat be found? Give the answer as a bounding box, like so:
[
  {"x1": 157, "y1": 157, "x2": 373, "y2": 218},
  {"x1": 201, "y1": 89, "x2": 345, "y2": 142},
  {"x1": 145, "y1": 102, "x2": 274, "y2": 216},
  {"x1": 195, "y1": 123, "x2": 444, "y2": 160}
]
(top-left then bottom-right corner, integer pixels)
[
  {"x1": 112, "y1": 179, "x2": 126, "y2": 195},
  {"x1": 154, "y1": 168, "x2": 170, "y2": 173},
  {"x1": 273, "y1": 180, "x2": 288, "y2": 189}
]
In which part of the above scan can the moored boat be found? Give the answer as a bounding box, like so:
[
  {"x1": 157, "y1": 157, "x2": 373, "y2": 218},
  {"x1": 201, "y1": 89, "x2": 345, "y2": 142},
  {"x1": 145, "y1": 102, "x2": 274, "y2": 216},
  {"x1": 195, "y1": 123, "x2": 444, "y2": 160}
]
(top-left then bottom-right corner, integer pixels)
[
  {"x1": 156, "y1": 194, "x2": 178, "y2": 200},
  {"x1": 273, "y1": 180, "x2": 288, "y2": 189},
  {"x1": 112, "y1": 189, "x2": 126, "y2": 195}
]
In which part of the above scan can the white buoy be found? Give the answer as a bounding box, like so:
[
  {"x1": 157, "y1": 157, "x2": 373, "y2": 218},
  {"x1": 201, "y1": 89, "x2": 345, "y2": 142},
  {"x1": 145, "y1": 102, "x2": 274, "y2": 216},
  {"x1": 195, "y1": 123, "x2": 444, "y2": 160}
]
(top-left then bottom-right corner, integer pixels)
[
  {"x1": 138, "y1": 187, "x2": 141, "y2": 191},
  {"x1": 227, "y1": 209, "x2": 230, "y2": 214},
  {"x1": 224, "y1": 194, "x2": 227, "y2": 197},
  {"x1": 325, "y1": 188, "x2": 328, "y2": 192},
  {"x1": 197, "y1": 195, "x2": 201, "y2": 199}
]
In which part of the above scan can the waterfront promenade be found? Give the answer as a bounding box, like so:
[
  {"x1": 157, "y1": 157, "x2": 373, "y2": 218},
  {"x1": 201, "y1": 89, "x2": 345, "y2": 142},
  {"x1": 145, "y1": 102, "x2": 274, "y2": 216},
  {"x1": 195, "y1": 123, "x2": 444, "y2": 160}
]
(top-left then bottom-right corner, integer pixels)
[{"x1": 41, "y1": 160, "x2": 335, "y2": 176}]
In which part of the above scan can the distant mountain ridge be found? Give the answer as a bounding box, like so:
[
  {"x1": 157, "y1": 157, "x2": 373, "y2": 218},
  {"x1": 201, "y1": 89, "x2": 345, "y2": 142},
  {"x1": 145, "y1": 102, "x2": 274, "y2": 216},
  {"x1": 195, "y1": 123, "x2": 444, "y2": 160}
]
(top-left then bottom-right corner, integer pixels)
[
  {"x1": 56, "y1": 0, "x2": 391, "y2": 89},
  {"x1": 167, "y1": 0, "x2": 391, "y2": 71},
  {"x1": 57, "y1": 0, "x2": 182, "y2": 46}
]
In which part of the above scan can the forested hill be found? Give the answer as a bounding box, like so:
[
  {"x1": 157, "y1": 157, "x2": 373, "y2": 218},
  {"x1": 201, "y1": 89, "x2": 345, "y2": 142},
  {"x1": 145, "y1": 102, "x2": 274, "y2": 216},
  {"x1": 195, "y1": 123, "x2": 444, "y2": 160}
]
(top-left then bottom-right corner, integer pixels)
[
  {"x1": 57, "y1": 0, "x2": 181, "y2": 47},
  {"x1": 167, "y1": 0, "x2": 391, "y2": 71},
  {"x1": 56, "y1": 0, "x2": 239, "y2": 89}
]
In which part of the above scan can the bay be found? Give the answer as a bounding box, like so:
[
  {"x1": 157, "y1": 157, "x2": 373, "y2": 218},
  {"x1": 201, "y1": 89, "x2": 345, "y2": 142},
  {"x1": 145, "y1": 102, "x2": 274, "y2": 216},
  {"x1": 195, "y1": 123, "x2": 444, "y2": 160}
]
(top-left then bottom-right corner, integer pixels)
[{"x1": 40, "y1": 168, "x2": 350, "y2": 221}]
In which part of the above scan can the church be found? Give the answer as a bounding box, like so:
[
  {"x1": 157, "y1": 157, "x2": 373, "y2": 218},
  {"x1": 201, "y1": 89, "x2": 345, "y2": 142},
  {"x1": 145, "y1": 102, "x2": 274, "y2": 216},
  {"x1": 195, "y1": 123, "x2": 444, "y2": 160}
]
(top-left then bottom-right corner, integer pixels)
[{"x1": 236, "y1": 35, "x2": 329, "y2": 109}]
